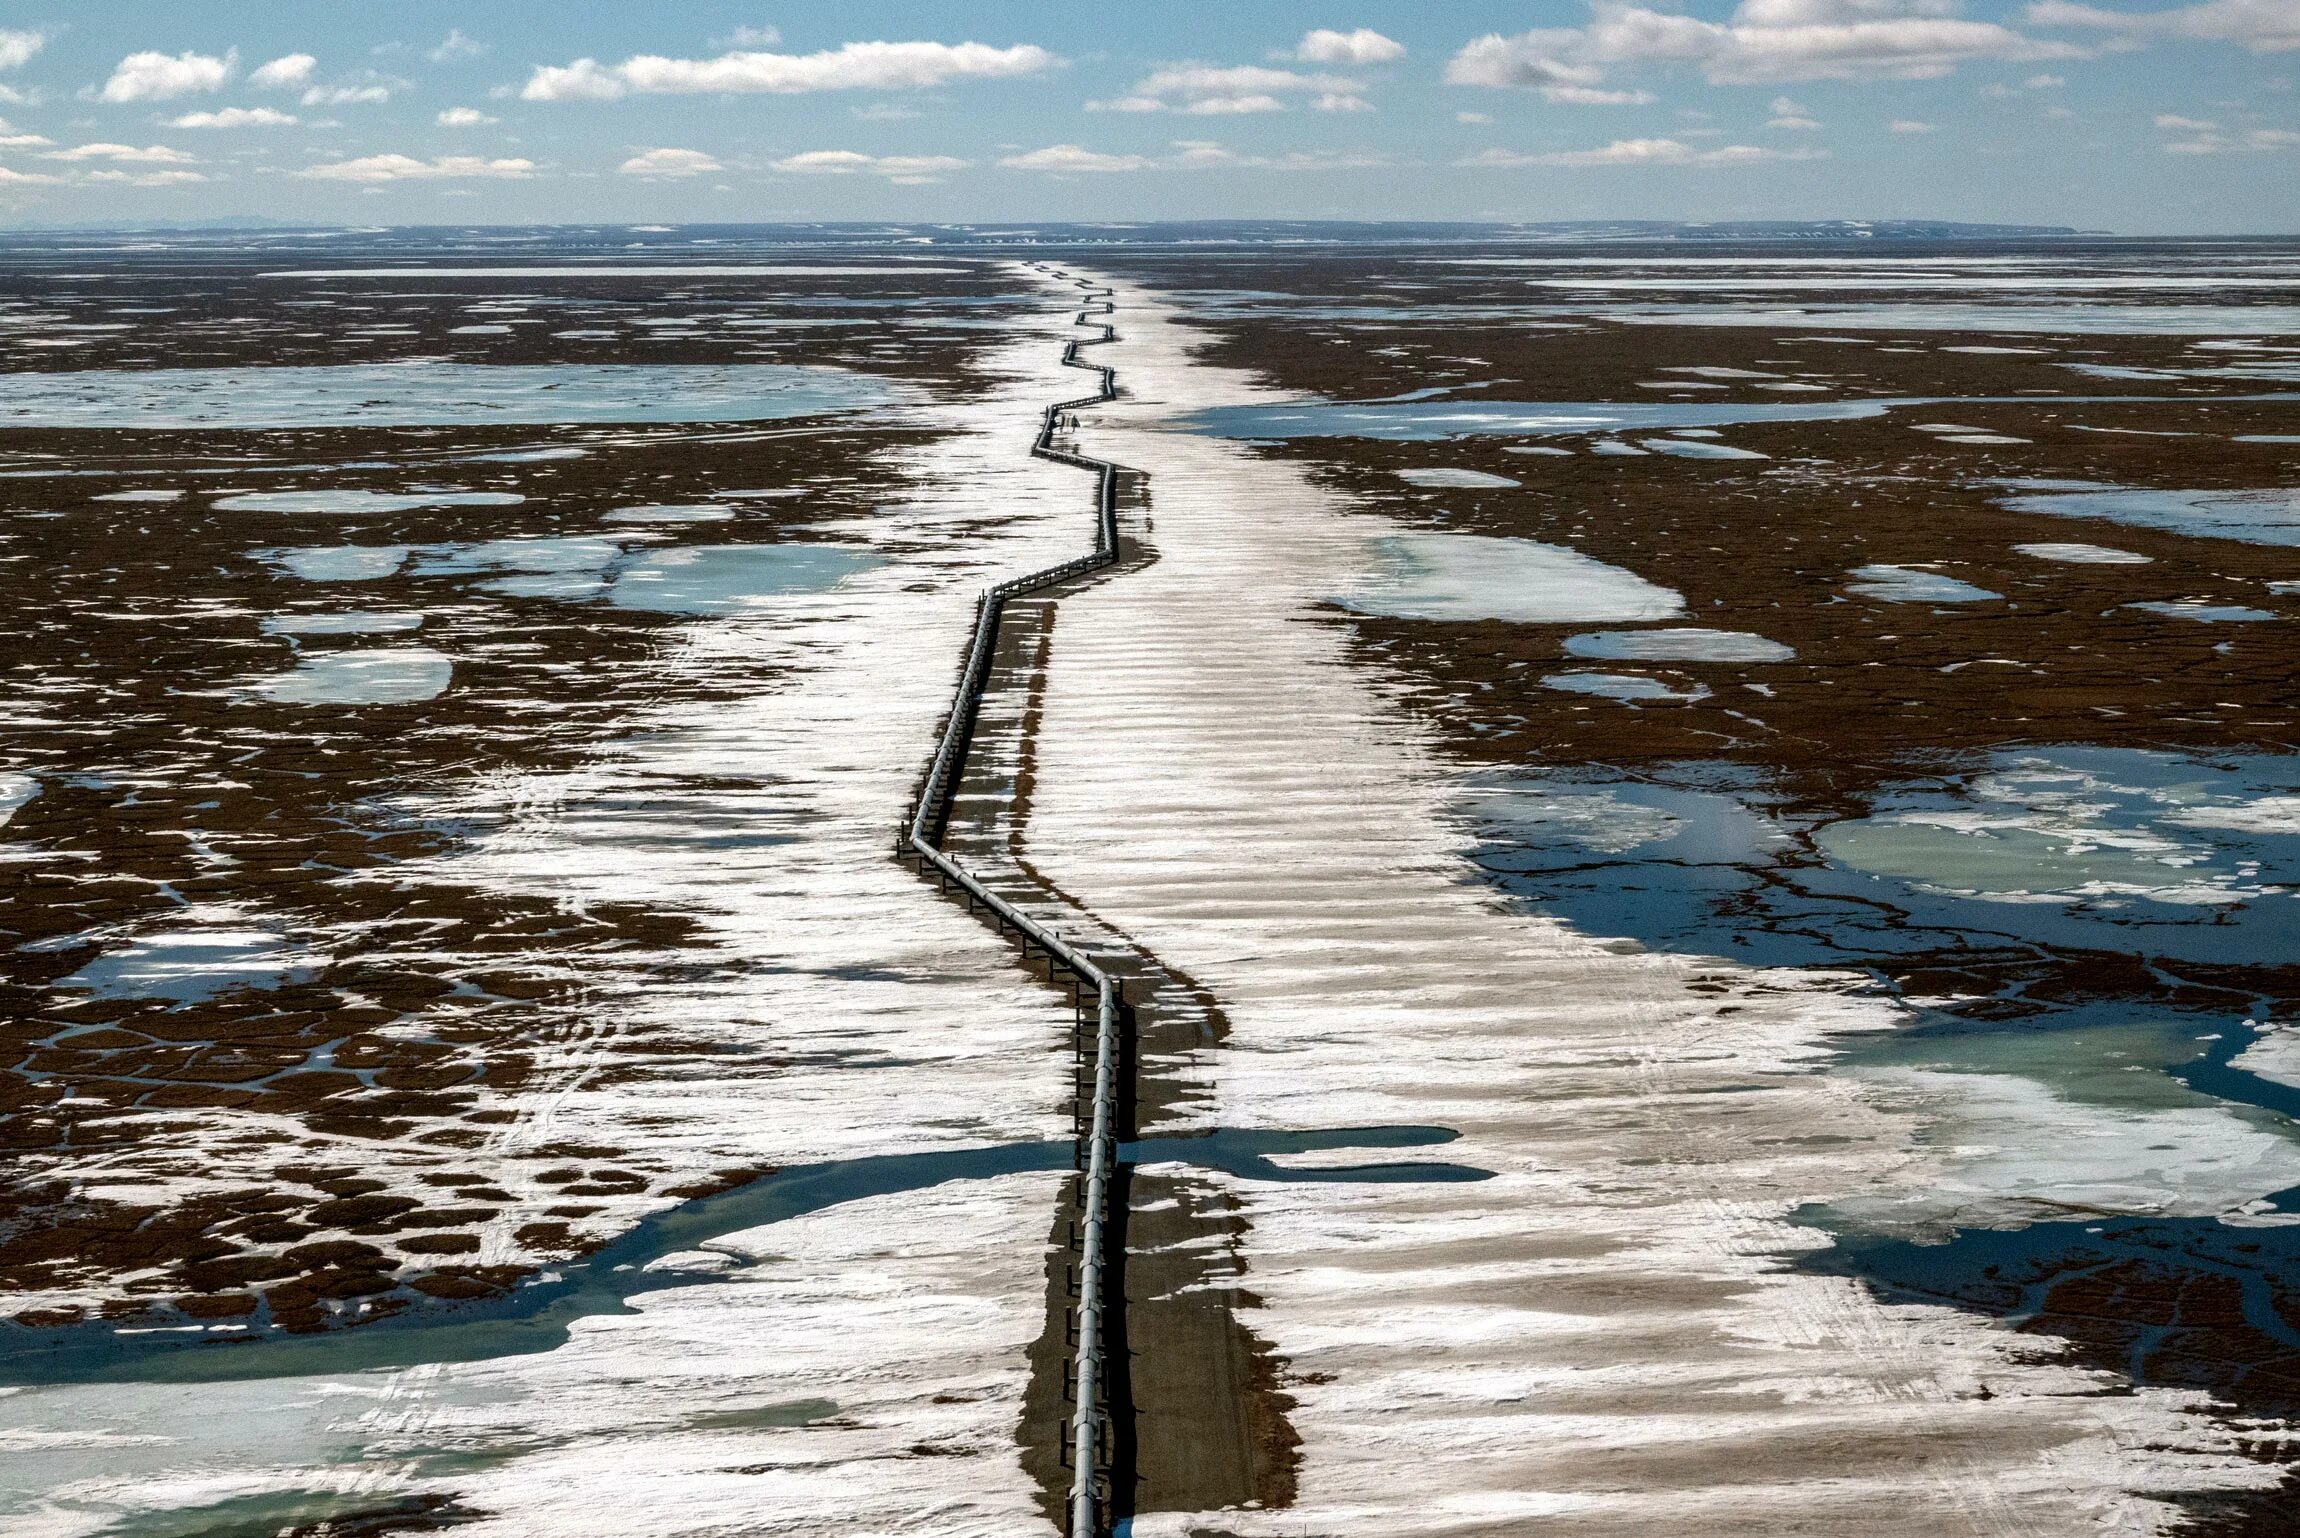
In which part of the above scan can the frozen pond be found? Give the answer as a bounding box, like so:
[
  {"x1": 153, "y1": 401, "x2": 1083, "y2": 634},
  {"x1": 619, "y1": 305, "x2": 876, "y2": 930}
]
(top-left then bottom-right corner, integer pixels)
[
  {"x1": 0, "y1": 363, "x2": 894, "y2": 429},
  {"x1": 2014, "y1": 542, "x2": 2153, "y2": 564},
  {"x1": 611, "y1": 546, "x2": 881, "y2": 615},
  {"x1": 1394, "y1": 468, "x2": 1521, "y2": 489},
  {"x1": 1186, "y1": 397, "x2": 1889, "y2": 441},
  {"x1": 1542, "y1": 671, "x2": 1708, "y2": 703},
  {"x1": 1995, "y1": 480, "x2": 2300, "y2": 547},
  {"x1": 1340, "y1": 534, "x2": 1684, "y2": 624},
  {"x1": 218, "y1": 490, "x2": 525, "y2": 515},
  {"x1": 242, "y1": 647, "x2": 455, "y2": 705},
  {"x1": 260, "y1": 611, "x2": 424, "y2": 636},
  {"x1": 1562, "y1": 628, "x2": 1794, "y2": 663},
  {"x1": 260, "y1": 544, "x2": 410, "y2": 581},
  {"x1": 1846, "y1": 564, "x2": 2002, "y2": 603},
  {"x1": 385, "y1": 538, "x2": 881, "y2": 609}
]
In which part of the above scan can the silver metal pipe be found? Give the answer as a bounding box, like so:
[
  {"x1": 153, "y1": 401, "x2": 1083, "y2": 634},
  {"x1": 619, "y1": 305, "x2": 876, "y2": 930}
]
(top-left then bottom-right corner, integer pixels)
[{"x1": 900, "y1": 271, "x2": 1128, "y2": 1538}]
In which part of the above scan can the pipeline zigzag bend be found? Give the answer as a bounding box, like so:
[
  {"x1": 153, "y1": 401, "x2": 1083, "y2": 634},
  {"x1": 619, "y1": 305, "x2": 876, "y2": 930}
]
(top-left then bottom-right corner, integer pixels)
[{"x1": 896, "y1": 269, "x2": 1127, "y2": 1538}]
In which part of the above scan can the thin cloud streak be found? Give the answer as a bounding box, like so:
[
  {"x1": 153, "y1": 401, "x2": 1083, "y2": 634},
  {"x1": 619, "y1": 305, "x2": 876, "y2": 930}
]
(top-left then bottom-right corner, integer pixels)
[{"x1": 520, "y1": 40, "x2": 1061, "y2": 101}]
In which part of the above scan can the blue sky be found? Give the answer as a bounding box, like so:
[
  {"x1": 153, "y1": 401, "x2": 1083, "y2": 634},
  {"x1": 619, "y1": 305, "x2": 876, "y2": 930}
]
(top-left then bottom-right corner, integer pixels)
[{"x1": 0, "y1": 2, "x2": 2291, "y2": 232}]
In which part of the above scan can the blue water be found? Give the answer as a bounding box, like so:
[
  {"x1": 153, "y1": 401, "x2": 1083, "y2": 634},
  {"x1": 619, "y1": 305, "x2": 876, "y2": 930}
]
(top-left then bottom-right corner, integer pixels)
[
  {"x1": 0, "y1": 1126, "x2": 1486, "y2": 1387},
  {"x1": 1464, "y1": 747, "x2": 2300, "y2": 977},
  {"x1": 0, "y1": 364, "x2": 892, "y2": 430}
]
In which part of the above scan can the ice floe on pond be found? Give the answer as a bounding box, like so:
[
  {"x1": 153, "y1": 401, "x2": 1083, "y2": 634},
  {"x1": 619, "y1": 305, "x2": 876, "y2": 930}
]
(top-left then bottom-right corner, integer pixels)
[
  {"x1": 260, "y1": 544, "x2": 409, "y2": 581},
  {"x1": 356, "y1": 537, "x2": 881, "y2": 609},
  {"x1": 603, "y1": 504, "x2": 737, "y2": 524},
  {"x1": 0, "y1": 363, "x2": 894, "y2": 430},
  {"x1": 2123, "y1": 600, "x2": 2280, "y2": 622},
  {"x1": 1563, "y1": 627, "x2": 1795, "y2": 662},
  {"x1": 2233, "y1": 1026, "x2": 2300, "y2": 1091},
  {"x1": 1393, "y1": 468, "x2": 1520, "y2": 489},
  {"x1": 242, "y1": 647, "x2": 454, "y2": 705},
  {"x1": 89, "y1": 489, "x2": 182, "y2": 503},
  {"x1": 216, "y1": 490, "x2": 525, "y2": 515},
  {"x1": 260, "y1": 611, "x2": 423, "y2": 636},
  {"x1": 1846, "y1": 564, "x2": 2002, "y2": 603},
  {"x1": 463, "y1": 445, "x2": 590, "y2": 463},
  {"x1": 1639, "y1": 437, "x2": 1768, "y2": 460},
  {"x1": 1815, "y1": 757, "x2": 2300, "y2": 912},
  {"x1": 0, "y1": 773, "x2": 35, "y2": 827},
  {"x1": 1541, "y1": 670, "x2": 1709, "y2": 702},
  {"x1": 1340, "y1": 533, "x2": 1684, "y2": 624},
  {"x1": 1820, "y1": 1066, "x2": 2300, "y2": 1236},
  {"x1": 2015, "y1": 542, "x2": 2153, "y2": 564}
]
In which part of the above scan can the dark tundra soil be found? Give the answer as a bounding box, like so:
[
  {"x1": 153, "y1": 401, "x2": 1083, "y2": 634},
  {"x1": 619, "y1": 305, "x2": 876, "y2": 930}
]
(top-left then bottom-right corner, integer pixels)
[
  {"x1": 0, "y1": 247, "x2": 1041, "y2": 1334},
  {"x1": 1095, "y1": 240, "x2": 2300, "y2": 1482}
]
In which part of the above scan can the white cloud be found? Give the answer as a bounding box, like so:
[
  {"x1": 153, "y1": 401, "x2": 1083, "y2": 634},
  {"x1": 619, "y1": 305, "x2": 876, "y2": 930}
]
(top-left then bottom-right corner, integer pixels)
[
  {"x1": 2155, "y1": 117, "x2": 2297, "y2": 151},
  {"x1": 1167, "y1": 138, "x2": 1393, "y2": 170},
  {"x1": 1088, "y1": 63, "x2": 1370, "y2": 114},
  {"x1": 1451, "y1": 1, "x2": 2082, "y2": 90},
  {"x1": 1457, "y1": 109, "x2": 1494, "y2": 123},
  {"x1": 0, "y1": 132, "x2": 50, "y2": 147},
  {"x1": 1464, "y1": 136, "x2": 1829, "y2": 166},
  {"x1": 0, "y1": 30, "x2": 46, "y2": 72},
  {"x1": 521, "y1": 40, "x2": 1061, "y2": 100},
  {"x1": 620, "y1": 147, "x2": 723, "y2": 177},
  {"x1": 999, "y1": 143, "x2": 1155, "y2": 173},
  {"x1": 772, "y1": 148, "x2": 970, "y2": 182},
  {"x1": 1890, "y1": 116, "x2": 1938, "y2": 129},
  {"x1": 86, "y1": 168, "x2": 206, "y2": 186},
  {"x1": 98, "y1": 49, "x2": 236, "y2": 103},
  {"x1": 43, "y1": 142, "x2": 197, "y2": 163},
  {"x1": 168, "y1": 106, "x2": 296, "y2": 128},
  {"x1": 1768, "y1": 93, "x2": 1823, "y2": 126},
  {"x1": 297, "y1": 152, "x2": 534, "y2": 181},
  {"x1": 0, "y1": 164, "x2": 61, "y2": 184},
  {"x1": 851, "y1": 102, "x2": 922, "y2": 120},
  {"x1": 302, "y1": 82, "x2": 396, "y2": 106},
  {"x1": 429, "y1": 30, "x2": 487, "y2": 64},
  {"x1": 436, "y1": 106, "x2": 497, "y2": 126},
  {"x1": 1442, "y1": 32, "x2": 1651, "y2": 101},
  {"x1": 715, "y1": 26, "x2": 783, "y2": 48},
  {"x1": 249, "y1": 53, "x2": 316, "y2": 89},
  {"x1": 2026, "y1": 70, "x2": 2067, "y2": 84},
  {"x1": 1292, "y1": 28, "x2": 1406, "y2": 64},
  {"x1": 1316, "y1": 92, "x2": 1375, "y2": 112},
  {"x1": 2027, "y1": 0, "x2": 2300, "y2": 53},
  {"x1": 998, "y1": 139, "x2": 1390, "y2": 175},
  {"x1": 1547, "y1": 85, "x2": 1657, "y2": 103}
]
